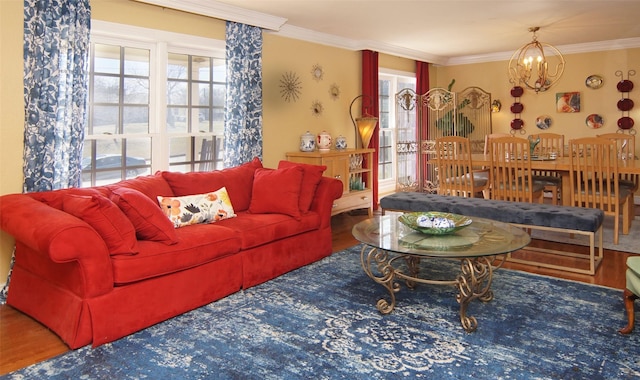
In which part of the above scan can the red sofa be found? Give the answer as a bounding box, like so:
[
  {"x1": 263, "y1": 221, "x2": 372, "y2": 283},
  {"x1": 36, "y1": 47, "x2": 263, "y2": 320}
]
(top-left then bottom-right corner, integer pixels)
[{"x1": 0, "y1": 158, "x2": 343, "y2": 349}]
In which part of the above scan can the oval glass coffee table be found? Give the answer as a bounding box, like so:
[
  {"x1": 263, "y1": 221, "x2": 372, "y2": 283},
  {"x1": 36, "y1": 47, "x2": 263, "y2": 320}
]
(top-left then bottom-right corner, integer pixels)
[{"x1": 352, "y1": 214, "x2": 531, "y2": 332}]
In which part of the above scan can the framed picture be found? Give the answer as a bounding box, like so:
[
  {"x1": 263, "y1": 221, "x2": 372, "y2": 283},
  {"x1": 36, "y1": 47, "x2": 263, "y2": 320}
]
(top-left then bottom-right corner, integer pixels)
[{"x1": 556, "y1": 92, "x2": 580, "y2": 113}]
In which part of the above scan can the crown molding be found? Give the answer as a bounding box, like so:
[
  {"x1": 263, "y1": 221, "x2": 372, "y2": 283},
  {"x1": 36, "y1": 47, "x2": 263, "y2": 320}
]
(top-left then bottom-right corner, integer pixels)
[
  {"x1": 132, "y1": 0, "x2": 287, "y2": 31},
  {"x1": 273, "y1": 25, "x2": 448, "y2": 65},
  {"x1": 446, "y1": 37, "x2": 640, "y2": 66},
  {"x1": 132, "y1": 0, "x2": 640, "y2": 66}
]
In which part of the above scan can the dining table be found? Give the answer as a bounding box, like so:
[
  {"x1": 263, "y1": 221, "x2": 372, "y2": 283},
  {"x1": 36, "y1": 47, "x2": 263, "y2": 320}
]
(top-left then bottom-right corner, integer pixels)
[{"x1": 471, "y1": 153, "x2": 640, "y2": 207}]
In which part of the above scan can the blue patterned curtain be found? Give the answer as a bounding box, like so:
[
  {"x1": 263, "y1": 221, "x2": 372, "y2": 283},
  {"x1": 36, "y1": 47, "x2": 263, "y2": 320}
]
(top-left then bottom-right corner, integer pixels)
[
  {"x1": 23, "y1": 0, "x2": 91, "y2": 192},
  {"x1": 1, "y1": 0, "x2": 91, "y2": 305},
  {"x1": 224, "y1": 21, "x2": 263, "y2": 167}
]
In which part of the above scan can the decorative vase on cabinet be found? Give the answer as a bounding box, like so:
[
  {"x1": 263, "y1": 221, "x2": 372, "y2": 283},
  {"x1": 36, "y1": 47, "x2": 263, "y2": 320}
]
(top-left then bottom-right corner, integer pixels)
[
  {"x1": 285, "y1": 148, "x2": 374, "y2": 216},
  {"x1": 317, "y1": 131, "x2": 332, "y2": 151}
]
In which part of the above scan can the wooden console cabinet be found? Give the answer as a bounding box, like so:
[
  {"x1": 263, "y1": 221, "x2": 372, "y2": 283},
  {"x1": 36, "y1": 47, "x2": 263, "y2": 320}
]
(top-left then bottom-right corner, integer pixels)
[{"x1": 286, "y1": 148, "x2": 374, "y2": 216}]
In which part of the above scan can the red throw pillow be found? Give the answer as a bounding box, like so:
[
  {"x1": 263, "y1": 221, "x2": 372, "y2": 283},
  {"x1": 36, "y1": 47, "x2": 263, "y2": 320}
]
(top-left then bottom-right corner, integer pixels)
[
  {"x1": 62, "y1": 194, "x2": 139, "y2": 256},
  {"x1": 162, "y1": 157, "x2": 263, "y2": 212},
  {"x1": 248, "y1": 166, "x2": 304, "y2": 219},
  {"x1": 105, "y1": 172, "x2": 174, "y2": 201},
  {"x1": 110, "y1": 187, "x2": 178, "y2": 245},
  {"x1": 278, "y1": 160, "x2": 327, "y2": 213}
]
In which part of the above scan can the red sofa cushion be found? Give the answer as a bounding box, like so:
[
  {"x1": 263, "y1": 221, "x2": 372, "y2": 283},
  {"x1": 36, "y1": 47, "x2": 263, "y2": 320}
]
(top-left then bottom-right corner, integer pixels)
[
  {"x1": 106, "y1": 171, "x2": 174, "y2": 201},
  {"x1": 217, "y1": 211, "x2": 320, "y2": 250},
  {"x1": 248, "y1": 166, "x2": 304, "y2": 219},
  {"x1": 28, "y1": 188, "x2": 102, "y2": 210},
  {"x1": 161, "y1": 157, "x2": 263, "y2": 211},
  {"x1": 110, "y1": 187, "x2": 178, "y2": 245},
  {"x1": 278, "y1": 160, "x2": 327, "y2": 213},
  {"x1": 61, "y1": 194, "x2": 139, "y2": 256},
  {"x1": 111, "y1": 224, "x2": 241, "y2": 285}
]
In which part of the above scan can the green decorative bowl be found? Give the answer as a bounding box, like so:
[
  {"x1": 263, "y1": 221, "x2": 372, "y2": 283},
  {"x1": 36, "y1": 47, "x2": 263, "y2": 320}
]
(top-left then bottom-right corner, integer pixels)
[{"x1": 398, "y1": 212, "x2": 472, "y2": 235}]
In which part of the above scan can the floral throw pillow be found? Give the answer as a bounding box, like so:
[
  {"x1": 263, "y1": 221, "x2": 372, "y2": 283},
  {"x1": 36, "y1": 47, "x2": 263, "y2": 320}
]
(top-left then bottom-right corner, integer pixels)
[{"x1": 157, "y1": 187, "x2": 236, "y2": 228}]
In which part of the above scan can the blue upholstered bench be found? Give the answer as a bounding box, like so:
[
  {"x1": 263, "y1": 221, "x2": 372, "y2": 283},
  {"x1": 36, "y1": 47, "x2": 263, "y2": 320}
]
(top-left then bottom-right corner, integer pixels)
[{"x1": 380, "y1": 192, "x2": 605, "y2": 275}]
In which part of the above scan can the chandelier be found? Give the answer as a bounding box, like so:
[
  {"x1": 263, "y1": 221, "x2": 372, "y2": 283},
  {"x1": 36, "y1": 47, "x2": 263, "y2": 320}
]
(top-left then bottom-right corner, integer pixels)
[{"x1": 508, "y1": 27, "x2": 565, "y2": 93}]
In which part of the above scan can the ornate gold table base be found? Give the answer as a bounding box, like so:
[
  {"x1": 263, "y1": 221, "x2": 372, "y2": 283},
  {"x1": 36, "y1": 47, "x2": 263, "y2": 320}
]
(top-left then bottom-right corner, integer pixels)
[{"x1": 360, "y1": 245, "x2": 504, "y2": 332}]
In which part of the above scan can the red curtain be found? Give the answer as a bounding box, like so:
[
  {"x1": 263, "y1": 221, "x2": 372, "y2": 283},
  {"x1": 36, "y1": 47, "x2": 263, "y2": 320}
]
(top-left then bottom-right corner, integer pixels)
[
  {"x1": 416, "y1": 60, "x2": 430, "y2": 140},
  {"x1": 361, "y1": 50, "x2": 379, "y2": 210}
]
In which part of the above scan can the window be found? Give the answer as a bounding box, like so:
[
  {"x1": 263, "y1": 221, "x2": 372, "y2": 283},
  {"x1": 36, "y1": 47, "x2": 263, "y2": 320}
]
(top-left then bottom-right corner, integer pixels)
[
  {"x1": 82, "y1": 21, "x2": 225, "y2": 187},
  {"x1": 166, "y1": 53, "x2": 226, "y2": 173},
  {"x1": 378, "y1": 70, "x2": 416, "y2": 196}
]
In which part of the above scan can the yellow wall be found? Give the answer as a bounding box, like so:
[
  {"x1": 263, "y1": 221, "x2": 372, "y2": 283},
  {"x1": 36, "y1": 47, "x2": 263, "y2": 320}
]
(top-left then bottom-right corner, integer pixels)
[
  {"x1": 0, "y1": 0, "x2": 25, "y2": 285},
  {"x1": 433, "y1": 49, "x2": 640, "y2": 155},
  {"x1": 0, "y1": 0, "x2": 637, "y2": 281}
]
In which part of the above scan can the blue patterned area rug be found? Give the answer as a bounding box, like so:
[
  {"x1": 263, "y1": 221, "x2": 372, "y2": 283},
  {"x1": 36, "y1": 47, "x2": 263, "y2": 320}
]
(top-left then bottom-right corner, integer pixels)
[{"x1": 3, "y1": 245, "x2": 639, "y2": 379}]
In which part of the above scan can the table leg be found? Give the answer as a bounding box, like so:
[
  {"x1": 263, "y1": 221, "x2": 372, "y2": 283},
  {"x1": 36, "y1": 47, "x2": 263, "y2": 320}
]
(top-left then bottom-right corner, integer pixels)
[
  {"x1": 456, "y1": 256, "x2": 495, "y2": 332},
  {"x1": 560, "y1": 171, "x2": 571, "y2": 206},
  {"x1": 360, "y1": 245, "x2": 400, "y2": 314}
]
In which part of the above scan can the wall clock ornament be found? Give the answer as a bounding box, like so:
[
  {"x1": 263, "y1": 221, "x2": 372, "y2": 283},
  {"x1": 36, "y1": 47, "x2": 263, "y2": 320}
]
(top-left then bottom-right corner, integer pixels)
[{"x1": 279, "y1": 71, "x2": 302, "y2": 103}]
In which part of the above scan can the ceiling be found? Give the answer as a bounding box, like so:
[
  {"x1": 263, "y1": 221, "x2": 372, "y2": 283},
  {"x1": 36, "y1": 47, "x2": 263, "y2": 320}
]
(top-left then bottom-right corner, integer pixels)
[{"x1": 136, "y1": 0, "x2": 640, "y2": 65}]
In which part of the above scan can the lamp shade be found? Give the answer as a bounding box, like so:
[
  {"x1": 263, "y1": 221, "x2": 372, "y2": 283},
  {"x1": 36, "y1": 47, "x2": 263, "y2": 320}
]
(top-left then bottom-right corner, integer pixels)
[{"x1": 356, "y1": 116, "x2": 377, "y2": 148}]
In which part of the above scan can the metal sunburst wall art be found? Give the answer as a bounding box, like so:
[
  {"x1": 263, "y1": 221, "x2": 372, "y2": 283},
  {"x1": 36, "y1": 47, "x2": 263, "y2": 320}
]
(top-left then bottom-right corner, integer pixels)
[
  {"x1": 279, "y1": 71, "x2": 302, "y2": 103},
  {"x1": 311, "y1": 100, "x2": 324, "y2": 117},
  {"x1": 329, "y1": 83, "x2": 340, "y2": 100},
  {"x1": 311, "y1": 64, "x2": 324, "y2": 82}
]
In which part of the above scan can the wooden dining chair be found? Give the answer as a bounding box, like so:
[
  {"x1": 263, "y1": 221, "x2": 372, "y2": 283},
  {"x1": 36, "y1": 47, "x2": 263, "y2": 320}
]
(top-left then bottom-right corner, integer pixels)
[
  {"x1": 569, "y1": 137, "x2": 633, "y2": 245},
  {"x1": 434, "y1": 136, "x2": 489, "y2": 199},
  {"x1": 597, "y1": 133, "x2": 638, "y2": 193},
  {"x1": 483, "y1": 133, "x2": 510, "y2": 155},
  {"x1": 529, "y1": 132, "x2": 565, "y2": 205},
  {"x1": 488, "y1": 136, "x2": 545, "y2": 203}
]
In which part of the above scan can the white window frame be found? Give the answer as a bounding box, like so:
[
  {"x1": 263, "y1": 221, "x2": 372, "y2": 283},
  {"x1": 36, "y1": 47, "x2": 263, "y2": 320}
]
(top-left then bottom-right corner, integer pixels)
[
  {"x1": 378, "y1": 69, "x2": 416, "y2": 197},
  {"x1": 87, "y1": 21, "x2": 225, "y2": 179}
]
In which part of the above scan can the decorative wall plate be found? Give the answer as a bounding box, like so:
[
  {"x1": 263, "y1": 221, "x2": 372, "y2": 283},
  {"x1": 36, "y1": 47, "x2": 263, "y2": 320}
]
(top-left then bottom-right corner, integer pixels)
[
  {"x1": 510, "y1": 118, "x2": 524, "y2": 130},
  {"x1": 617, "y1": 98, "x2": 634, "y2": 111},
  {"x1": 510, "y1": 102, "x2": 524, "y2": 113},
  {"x1": 585, "y1": 75, "x2": 604, "y2": 89},
  {"x1": 618, "y1": 116, "x2": 635, "y2": 130},
  {"x1": 510, "y1": 86, "x2": 524, "y2": 97},
  {"x1": 585, "y1": 114, "x2": 604, "y2": 129},
  {"x1": 535, "y1": 115, "x2": 552, "y2": 130},
  {"x1": 617, "y1": 79, "x2": 634, "y2": 92}
]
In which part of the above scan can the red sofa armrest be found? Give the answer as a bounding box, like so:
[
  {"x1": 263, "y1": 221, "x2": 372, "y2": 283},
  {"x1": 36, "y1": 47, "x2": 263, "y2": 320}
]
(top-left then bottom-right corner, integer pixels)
[
  {"x1": 0, "y1": 194, "x2": 114, "y2": 297},
  {"x1": 309, "y1": 177, "x2": 343, "y2": 228}
]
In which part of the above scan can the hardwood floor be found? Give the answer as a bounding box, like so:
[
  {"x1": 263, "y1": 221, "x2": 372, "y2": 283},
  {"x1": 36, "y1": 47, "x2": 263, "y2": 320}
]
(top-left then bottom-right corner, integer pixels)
[{"x1": 1, "y1": 208, "x2": 637, "y2": 375}]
